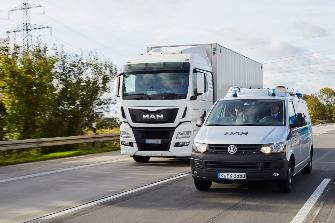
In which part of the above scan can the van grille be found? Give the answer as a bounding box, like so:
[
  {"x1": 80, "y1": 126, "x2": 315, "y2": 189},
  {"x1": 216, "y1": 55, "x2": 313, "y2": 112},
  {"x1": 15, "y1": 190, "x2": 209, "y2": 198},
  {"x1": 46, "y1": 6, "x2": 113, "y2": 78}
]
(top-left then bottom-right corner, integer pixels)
[
  {"x1": 208, "y1": 144, "x2": 262, "y2": 154},
  {"x1": 204, "y1": 161, "x2": 271, "y2": 170},
  {"x1": 193, "y1": 159, "x2": 203, "y2": 169}
]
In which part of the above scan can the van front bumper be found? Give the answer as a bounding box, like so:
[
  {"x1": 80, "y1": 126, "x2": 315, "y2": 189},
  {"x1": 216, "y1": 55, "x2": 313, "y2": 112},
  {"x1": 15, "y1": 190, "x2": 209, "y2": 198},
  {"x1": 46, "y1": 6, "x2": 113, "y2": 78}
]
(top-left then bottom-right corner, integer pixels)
[{"x1": 191, "y1": 153, "x2": 289, "y2": 182}]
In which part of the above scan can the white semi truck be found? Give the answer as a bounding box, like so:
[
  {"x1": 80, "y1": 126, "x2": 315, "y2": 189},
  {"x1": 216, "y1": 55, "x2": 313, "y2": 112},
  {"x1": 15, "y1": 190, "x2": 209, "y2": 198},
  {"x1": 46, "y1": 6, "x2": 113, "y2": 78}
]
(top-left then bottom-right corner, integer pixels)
[{"x1": 114, "y1": 43, "x2": 263, "y2": 162}]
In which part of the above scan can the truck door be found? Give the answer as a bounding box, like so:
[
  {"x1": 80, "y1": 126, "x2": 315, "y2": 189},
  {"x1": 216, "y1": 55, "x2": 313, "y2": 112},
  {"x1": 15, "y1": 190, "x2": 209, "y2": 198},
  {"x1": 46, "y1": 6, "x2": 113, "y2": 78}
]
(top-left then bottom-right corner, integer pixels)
[{"x1": 192, "y1": 70, "x2": 210, "y2": 128}]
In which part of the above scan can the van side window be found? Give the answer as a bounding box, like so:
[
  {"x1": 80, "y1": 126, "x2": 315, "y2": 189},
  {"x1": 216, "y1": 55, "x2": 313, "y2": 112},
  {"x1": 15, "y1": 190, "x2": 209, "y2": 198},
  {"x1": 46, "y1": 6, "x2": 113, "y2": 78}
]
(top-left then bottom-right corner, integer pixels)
[{"x1": 288, "y1": 101, "x2": 296, "y2": 125}]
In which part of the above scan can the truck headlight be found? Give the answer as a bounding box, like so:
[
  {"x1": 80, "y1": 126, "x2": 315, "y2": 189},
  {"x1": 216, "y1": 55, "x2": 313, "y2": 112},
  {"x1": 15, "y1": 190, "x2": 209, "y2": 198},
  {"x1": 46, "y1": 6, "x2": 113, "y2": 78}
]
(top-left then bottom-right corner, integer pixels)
[
  {"x1": 261, "y1": 142, "x2": 286, "y2": 154},
  {"x1": 192, "y1": 142, "x2": 208, "y2": 153},
  {"x1": 176, "y1": 131, "x2": 192, "y2": 139},
  {"x1": 120, "y1": 131, "x2": 131, "y2": 138}
]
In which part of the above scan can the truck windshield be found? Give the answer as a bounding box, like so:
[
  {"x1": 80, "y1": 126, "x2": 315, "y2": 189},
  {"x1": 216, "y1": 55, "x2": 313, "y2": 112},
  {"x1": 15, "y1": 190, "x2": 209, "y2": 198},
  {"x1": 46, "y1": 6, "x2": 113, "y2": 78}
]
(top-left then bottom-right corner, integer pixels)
[
  {"x1": 122, "y1": 62, "x2": 190, "y2": 100},
  {"x1": 206, "y1": 99, "x2": 285, "y2": 126}
]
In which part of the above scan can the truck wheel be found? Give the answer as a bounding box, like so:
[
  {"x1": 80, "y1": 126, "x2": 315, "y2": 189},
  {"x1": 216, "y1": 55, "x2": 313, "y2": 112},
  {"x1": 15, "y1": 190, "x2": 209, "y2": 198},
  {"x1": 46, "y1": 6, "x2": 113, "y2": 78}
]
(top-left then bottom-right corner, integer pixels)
[
  {"x1": 278, "y1": 161, "x2": 294, "y2": 193},
  {"x1": 133, "y1": 156, "x2": 150, "y2": 163},
  {"x1": 194, "y1": 179, "x2": 212, "y2": 191},
  {"x1": 302, "y1": 154, "x2": 312, "y2": 174}
]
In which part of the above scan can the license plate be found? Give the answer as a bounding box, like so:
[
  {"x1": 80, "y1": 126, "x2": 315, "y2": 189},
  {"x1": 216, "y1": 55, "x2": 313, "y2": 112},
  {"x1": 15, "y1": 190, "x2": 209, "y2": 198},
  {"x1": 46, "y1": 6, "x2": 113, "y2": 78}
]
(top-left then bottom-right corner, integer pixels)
[
  {"x1": 217, "y1": 172, "x2": 246, "y2": 180},
  {"x1": 144, "y1": 139, "x2": 161, "y2": 144}
]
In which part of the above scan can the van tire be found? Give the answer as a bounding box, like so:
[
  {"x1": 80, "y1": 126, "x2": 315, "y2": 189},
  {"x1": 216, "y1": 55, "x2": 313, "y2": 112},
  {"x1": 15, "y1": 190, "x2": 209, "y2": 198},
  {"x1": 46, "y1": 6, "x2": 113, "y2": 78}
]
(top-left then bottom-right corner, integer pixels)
[
  {"x1": 194, "y1": 179, "x2": 212, "y2": 191},
  {"x1": 279, "y1": 161, "x2": 294, "y2": 193},
  {"x1": 133, "y1": 156, "x2": 150, "y2": 163},
  {"x1": 302, "y1": 155, "x2": 312, "y2": 174}
]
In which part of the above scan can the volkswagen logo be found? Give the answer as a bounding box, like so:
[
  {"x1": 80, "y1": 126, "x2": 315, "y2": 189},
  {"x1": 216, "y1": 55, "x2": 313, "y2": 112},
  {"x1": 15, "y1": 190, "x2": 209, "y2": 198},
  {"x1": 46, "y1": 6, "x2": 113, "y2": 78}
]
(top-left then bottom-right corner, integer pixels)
[{"x1": 227, "y1": 145, "x2": 238, "y2": 154}]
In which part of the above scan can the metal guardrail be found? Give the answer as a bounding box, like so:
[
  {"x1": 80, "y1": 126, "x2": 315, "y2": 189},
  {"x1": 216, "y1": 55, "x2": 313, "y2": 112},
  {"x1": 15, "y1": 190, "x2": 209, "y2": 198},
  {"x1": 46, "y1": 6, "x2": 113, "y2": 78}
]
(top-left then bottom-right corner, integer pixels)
[{"x1": 0, "y1": 134, "x2": 120, "y2": 151}]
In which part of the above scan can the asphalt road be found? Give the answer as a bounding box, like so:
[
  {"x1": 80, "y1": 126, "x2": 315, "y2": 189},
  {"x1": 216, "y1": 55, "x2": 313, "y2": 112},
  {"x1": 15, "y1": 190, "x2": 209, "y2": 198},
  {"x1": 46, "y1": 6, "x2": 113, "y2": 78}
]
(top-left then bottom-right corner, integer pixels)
[
  {"x1": 0, "y1": 127, "x2": 334, "y2": 223},
  {"x1": 0, "y1": 153, "x2": 189, "y2": 223}
]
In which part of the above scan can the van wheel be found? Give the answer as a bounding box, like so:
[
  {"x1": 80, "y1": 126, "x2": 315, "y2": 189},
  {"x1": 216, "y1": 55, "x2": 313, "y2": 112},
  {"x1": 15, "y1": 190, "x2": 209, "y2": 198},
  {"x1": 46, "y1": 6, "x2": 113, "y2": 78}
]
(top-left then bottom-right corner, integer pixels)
[
  {"x1": 302, "y1": 155, "x2": 312, "y2": 174},
  {"x1": 279, "y1": 161, "x2": 294, "y2": 193},
  {"x1": 194, "y1": 179, "x2": 212, "y2": 191},
  {"x1": 133, "y1": 156, "x2": 150, "y2": 163}
]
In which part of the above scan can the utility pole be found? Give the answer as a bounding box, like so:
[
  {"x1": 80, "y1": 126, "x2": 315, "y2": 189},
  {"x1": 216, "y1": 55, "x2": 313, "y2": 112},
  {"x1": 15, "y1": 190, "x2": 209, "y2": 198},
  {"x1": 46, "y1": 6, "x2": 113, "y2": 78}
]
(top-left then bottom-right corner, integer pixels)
[{"x1": 6, "y1": 0, "x2": 52, "y2": 52}]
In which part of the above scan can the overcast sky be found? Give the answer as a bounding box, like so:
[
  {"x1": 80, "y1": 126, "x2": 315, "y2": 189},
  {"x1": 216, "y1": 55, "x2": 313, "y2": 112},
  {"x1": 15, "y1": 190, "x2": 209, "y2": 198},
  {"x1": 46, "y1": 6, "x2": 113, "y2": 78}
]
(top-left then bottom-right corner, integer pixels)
[{"x1": 1, "y1": 0, "x2": 335, "y2": 95}]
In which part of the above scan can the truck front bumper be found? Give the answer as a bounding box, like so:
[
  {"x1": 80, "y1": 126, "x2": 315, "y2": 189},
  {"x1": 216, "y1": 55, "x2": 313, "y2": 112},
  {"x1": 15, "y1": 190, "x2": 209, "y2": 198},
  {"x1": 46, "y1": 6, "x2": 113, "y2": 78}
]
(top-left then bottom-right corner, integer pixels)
[
  {"x1": 120, "y1": 122, "x2": 193, "y2": 157},
  {"x1": 191, "y1": 152, "x2": 288, "y2": 182}
]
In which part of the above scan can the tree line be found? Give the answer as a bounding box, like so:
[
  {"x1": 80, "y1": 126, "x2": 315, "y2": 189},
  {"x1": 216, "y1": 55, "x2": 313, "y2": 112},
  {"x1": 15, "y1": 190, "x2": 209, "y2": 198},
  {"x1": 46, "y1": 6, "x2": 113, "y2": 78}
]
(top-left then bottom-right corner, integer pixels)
[
  {"x1": 0, "y1": 40, "x2": 334, "y2": 141},
  {"x1": 304, "y1": 88, "x2": 335, "y2": 124},
  {"x1": 0, "y1": 40, "x2": 117, "y2": 141}
]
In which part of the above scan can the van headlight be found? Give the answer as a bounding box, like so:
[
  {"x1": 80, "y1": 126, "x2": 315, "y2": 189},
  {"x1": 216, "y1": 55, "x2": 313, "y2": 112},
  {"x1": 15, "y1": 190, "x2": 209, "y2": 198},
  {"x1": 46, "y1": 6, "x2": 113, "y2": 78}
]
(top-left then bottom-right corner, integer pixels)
[
  {"x1": 176, "y1": 131, "x2": 192, "y2": 139},
  {"x1": 260, "y1": 142, "x2": 286, "y2": 154},
  {"x1": 120, "y1": 131, "x2": 131, "y2": 138},
  {"x1": 192, "y1": 142, "x2": 208, "y2": 153}
]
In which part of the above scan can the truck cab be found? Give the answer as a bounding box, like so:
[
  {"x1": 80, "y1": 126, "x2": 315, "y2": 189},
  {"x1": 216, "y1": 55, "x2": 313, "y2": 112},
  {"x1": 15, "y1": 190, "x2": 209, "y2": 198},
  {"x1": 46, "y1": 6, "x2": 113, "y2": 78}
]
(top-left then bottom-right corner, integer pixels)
[
  {"x1": 191, "y1": 87, "x2": 313, "y2": 193},
  {"x1": 115, "y1": 46, "x2": 214, "y2": 162}
]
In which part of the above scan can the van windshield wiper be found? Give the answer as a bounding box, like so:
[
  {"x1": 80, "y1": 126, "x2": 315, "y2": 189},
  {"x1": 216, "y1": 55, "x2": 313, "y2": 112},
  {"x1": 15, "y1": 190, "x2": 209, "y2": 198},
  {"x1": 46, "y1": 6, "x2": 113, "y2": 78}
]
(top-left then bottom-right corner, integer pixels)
[{"x1": 206, "y1": 124, "x2": 229, "y2": 126}]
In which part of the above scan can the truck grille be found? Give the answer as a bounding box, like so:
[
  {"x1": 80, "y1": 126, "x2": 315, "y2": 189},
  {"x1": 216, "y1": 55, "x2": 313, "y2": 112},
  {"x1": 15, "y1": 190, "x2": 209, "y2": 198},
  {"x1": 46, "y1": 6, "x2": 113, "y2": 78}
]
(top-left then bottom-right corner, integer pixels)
[
  {"x1": 204, "y1": 161, "x2": 271, "y2": 170},
  {"x1": 129, "y1": 108, "x2": 179, "y2": 123},
  {"x1": 132, "y1": 128, "x2": 175, "y2": 151},
  {"x1": 208, "y1": 144, "x2": 262, "y2": 154}
]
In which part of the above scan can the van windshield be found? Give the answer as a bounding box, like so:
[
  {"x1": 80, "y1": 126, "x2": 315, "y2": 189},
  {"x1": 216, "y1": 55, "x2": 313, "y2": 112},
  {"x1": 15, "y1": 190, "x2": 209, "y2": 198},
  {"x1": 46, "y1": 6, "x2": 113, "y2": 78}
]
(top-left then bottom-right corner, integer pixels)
[{"x1": 206, "y1": 99, "x2": 285, "y2": 126}]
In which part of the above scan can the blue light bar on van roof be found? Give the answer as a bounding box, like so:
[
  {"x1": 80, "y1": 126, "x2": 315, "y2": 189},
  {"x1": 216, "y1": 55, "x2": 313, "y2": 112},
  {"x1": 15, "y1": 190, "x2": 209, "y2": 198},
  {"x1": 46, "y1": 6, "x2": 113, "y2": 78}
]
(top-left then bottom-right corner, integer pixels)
[
  {"x1": 295, "y1": 91, "x2": 303, "y2": 99},
  {"x1": 232, "y1": 89, "x2": 238, "y2": 97}
]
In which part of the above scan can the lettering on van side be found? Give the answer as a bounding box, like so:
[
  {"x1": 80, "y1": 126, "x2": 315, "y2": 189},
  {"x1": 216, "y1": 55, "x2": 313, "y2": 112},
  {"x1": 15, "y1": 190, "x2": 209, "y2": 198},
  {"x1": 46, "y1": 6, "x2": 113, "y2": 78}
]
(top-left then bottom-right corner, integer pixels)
[{"x1": 224, "y1": 132, "x2": 248, "y2": 136}]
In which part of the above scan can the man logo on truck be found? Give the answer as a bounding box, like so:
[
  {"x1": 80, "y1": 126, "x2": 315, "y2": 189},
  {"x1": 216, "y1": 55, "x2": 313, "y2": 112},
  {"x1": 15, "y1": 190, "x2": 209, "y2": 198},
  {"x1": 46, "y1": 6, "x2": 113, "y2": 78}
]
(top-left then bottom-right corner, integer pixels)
[
  {"x1": 227, "y1": 145, "x2": 238, "y2": 154},
  {"x1": 142, "y1": 114, "x2": 164, "y2": 120}
]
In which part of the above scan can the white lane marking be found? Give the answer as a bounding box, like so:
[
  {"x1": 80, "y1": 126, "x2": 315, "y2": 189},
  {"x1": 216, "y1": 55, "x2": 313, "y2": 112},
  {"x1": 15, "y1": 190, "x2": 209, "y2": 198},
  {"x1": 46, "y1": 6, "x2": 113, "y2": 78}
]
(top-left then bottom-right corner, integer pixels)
[
  {"x1": 26, "y1": 173, "x2": 189, "y2": 222},
  {"x1": 290, "y1": 178, "x2": 331, "y2": 223},
  {"x1": 0, "y1": 158, "x2": 130, "y2": 184}
]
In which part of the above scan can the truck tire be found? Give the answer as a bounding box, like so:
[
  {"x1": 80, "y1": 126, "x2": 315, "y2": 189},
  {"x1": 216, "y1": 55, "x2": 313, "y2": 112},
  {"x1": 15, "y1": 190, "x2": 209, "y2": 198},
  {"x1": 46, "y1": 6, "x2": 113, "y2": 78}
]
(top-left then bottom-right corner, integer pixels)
[
  {"x1": 133, "y1": 156, "x2": 150, "y2": 163},
  {"x1": 278, "y1": 160, "x2": 294, "y2": 193},
  {"x1": 194, "y1": 179, "x2": 212, "y2": 191},
  {"x1": 302, "y1": 154, "x2": 312, "y2": 174}
]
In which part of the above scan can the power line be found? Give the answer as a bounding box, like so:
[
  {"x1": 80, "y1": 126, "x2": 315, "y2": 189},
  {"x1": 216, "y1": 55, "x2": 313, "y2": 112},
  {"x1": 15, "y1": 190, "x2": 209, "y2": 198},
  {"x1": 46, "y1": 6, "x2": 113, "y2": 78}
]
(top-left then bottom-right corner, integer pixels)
[{"x1": 6, "y1": 0, "x2": 52, "y2": 52}]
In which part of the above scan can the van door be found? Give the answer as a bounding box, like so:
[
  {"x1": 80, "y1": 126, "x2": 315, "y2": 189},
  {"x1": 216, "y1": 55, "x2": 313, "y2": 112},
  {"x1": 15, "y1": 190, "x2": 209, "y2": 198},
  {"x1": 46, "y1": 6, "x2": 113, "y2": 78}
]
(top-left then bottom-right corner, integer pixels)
[
  {"x1": 288, "y1": 101, "x2": 303, "y2": 169},
  {"x1": 296, "y1": 101, "x2": 312, "y2": 164}
]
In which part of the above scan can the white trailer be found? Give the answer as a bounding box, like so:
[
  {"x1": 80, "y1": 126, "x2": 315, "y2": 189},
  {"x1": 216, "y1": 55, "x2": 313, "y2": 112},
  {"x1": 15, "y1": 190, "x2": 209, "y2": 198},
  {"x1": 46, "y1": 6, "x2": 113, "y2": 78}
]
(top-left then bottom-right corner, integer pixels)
[{"x1": 114, "y1": 43, "x2": 263, "y2": 162}]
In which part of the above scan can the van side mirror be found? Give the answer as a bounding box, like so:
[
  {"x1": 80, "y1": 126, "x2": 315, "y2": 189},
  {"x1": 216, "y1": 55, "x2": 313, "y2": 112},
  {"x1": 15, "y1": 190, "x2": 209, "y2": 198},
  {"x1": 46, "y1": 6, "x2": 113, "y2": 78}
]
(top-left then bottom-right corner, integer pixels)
[
  {"x1": 290, "y1": 113, "x2": 306, "y2": 128},
  {"x1": 196, "y1": 112, "x2": 206, "y2": 127},
  {"x1": 196, "y1": 119, "x2": 203, "y2": 127}
]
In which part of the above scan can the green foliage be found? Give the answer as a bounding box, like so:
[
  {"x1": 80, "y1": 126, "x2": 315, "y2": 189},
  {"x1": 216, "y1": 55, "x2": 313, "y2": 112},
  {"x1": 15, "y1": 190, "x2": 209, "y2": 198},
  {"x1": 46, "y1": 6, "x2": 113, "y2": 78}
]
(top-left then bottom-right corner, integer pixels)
[
  {"x1": 304, "y1": 87, "x2": 335, "y2": 123},
  {"x1": 0, "y1": 40, "x2": 117, "y2": 140},
  {"x1": 96, "y1": 117, "x2": 120, "y2": 129}
]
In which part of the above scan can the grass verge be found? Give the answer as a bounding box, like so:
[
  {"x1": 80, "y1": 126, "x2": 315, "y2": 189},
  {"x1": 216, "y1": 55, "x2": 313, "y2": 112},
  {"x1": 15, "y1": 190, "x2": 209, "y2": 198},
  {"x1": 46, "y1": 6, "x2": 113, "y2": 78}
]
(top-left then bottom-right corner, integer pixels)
[{"x1": 0, "y1": 141, "x2": 120, "y2": 166}]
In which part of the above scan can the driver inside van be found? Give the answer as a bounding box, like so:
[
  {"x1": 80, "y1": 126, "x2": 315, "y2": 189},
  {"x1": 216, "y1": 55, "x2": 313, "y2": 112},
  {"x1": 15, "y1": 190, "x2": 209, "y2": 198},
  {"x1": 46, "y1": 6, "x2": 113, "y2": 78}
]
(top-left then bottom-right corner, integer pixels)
[
  {"x1": 233, "y1": 103, "x2": 246, "y2": 123},
  {"x1": 269, "y1": 103, "x2": 282, "y2": 121}
]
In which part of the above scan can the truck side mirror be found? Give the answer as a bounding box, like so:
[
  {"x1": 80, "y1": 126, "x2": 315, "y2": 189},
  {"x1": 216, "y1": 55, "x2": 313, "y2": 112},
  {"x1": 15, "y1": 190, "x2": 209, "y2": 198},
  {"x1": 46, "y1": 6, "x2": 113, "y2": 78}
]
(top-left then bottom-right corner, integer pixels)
[
  {"x1": 197, "y1": 73, "x2": 205, "y2": 95},
  {"x1": 113, "y1": 75, "x2": 121, "y2": 97}
]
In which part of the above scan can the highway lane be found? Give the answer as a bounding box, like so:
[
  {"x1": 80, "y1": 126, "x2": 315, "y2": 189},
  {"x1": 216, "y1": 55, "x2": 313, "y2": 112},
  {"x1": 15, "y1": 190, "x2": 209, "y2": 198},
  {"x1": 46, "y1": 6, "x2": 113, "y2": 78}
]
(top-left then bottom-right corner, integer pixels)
[
  {"x1": 57, "y1": 130, "x2": 335, "y2": 223},
  {"x1": 0, "y1": 153, "x2": 190, "y2": 223},
  {"x1": 0, "y1": 126, "x2": 334, "y2": 223}
]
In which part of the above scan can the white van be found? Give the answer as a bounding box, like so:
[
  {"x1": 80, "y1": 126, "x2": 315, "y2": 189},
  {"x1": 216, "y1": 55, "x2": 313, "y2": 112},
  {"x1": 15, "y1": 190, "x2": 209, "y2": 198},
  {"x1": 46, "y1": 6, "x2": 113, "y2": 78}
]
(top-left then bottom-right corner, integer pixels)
[{"x1": 191, "y1": 87, "x2": 313, "y2": 193}]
